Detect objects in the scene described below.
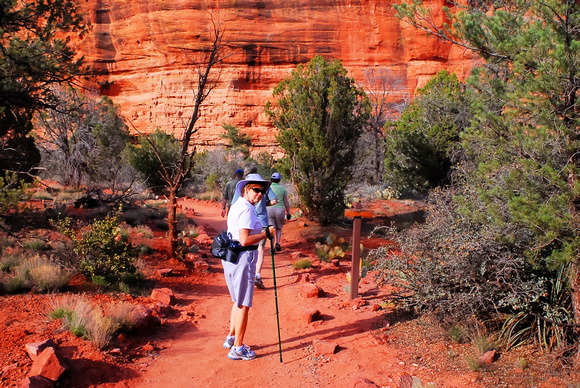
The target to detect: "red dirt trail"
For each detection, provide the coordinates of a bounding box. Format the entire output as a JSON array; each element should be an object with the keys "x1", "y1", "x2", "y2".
[{"x1": 124, "y1": 200, "x2": 479, "y2": 388}]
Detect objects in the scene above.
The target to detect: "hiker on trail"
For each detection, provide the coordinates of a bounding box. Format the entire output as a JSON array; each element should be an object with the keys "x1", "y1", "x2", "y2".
[
  {"x1": 231, "y1": 164, "x2": 276, "y2": 289},
  {"x1": 221, "y1": 168, "x2": 244, "y2": 218},
  {"x1": 223, "y1": 174, "x2": 275, "y2": 361},
  {"x1": 267, "y1": 172, "x2": 291, "y2": 252}
]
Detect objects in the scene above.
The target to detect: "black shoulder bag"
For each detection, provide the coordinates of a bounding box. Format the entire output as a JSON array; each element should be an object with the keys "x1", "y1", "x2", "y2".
[{"x1": 211, "y1": 231, "x2": 258, "y2": 264}]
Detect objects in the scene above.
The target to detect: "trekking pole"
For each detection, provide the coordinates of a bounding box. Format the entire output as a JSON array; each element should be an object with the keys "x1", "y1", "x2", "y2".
[{"x1": 266, "y1": 227, "x2": 283, "y2": 362}]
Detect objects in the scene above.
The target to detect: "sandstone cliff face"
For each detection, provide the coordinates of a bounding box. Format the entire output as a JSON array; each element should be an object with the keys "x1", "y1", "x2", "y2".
[{"x1": 78, "y1": 0, "x2": 475, "y2": 154}]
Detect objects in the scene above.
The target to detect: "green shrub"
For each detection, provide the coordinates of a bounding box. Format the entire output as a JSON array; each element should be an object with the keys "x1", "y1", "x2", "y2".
[
  {"x1": 61, "y1": 213, "x2": 138, "y2": 280},
  {"x1": 91, "y1": 275, "x2": 110, "y2": 289},
  {"x1": 448, "y1": 325, "x2": 468, "y2": 344},
  {"x1": 0, "y1": 171, "x2": 31, "y2": 214},
  {"x1": 138, "y1": 244, "x2": 153, "y2": 255},
  {"x1": 126, "y1": 128, "x2": 181, "y2": 193},
  {"x1": 134, "y1": 225, "x2": 153, "y2": 239},
  {"x1": 313, "y1": 233, "x2": 350, "y2": 262},
  {"x1": 473, "y1": 335, "x2": 497, "y2": 353},
  {"x1": 465, "y1": 355, "x2": 481, "y2": 372}
]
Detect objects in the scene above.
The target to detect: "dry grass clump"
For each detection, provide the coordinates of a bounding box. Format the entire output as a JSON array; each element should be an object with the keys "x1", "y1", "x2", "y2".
[
  {"x1": 105, "y1": 302, "x2": 139, "y2": 332},
  {"x1": 49, "y1": 296, "x2": 138, "y2": 349},
  {"x1": 293, "y1": 258, "x2": 312, "y2": 270},
  {"x1": 2, "y1": 254, "x2": 70, "y2": 293}
]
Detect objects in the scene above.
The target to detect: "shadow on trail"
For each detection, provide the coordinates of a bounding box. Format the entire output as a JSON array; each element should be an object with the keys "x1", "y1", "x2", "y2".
[{"x1": 254, "y1": 310, "x2": 414, "y2": 361}]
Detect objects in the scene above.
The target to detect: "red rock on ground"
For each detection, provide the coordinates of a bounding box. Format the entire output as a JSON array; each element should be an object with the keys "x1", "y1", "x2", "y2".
[
  {"x1": 28, "y1": 347, "x2": 65, "y2": 381},
  {"x1": 150, "y1": 288, "x2": 175, "y2": 305},
  {"x1": 25, "y1": 339, "x2": 56, "y2": 361},
  {"x1": 312, "y1": 339, "x2": 338, "y2": 356}
]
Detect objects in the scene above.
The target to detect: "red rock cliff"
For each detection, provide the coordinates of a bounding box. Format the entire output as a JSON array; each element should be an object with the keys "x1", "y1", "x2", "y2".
[{"x1": 77, "y1": 0, "x2": 476, "y2": 154}]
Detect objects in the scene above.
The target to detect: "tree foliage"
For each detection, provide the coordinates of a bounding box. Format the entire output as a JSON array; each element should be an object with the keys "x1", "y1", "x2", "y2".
[
  {"x1": 388, "y1": 0, "x2": 580, "y2": 350},
  {"x1": 126, "y1": 129, "x2": 181, "y2": 193},
  {"x1": 266, "y1": 55, "x2": 370, "y2": 225},
  {"x1": 35, "y1": 88, "x2": 134, "y2": 188},
  {"x1": 384, "y1": 70, "x2": 471, "y2": 194},
  {"x1": 220, "y1": 123, "x2": 252, "y2": 159},
  {"x1": 0, "y1": 0, "x2": 87, "y2": 174}
]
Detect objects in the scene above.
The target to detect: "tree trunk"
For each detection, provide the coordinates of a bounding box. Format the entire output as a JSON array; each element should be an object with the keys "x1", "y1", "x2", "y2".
[
  {"x1": 571, "y1": 263, "x2": 580, "y2": 365},
  {"x1": 167, "y1": 184, "x2": 179, "y2": 259}
]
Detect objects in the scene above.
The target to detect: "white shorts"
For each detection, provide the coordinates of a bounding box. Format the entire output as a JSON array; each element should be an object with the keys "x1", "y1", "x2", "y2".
[{"x1": 222, "y1": 249, "x2": 257, "y2": 307}]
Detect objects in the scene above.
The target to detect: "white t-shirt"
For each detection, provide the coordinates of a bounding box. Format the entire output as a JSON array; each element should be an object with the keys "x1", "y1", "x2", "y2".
[{"x1": 227, "y1": 196, "x2": 262, "y2": 242}]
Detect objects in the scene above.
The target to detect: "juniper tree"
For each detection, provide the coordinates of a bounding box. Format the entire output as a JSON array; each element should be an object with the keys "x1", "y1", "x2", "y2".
[
  {"x1": 394, "y1": 0, "x2": 580, "y2": 353},
  {"x1": 266, "y1": 55, "x2": 370, "y2": 225},
  {"x1": 384, "y1": 70, "x2": 471, "y2": 194}
]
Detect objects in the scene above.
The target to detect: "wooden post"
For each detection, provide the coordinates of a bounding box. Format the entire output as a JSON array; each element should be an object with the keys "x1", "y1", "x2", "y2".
[
  {"x1": 344, "y1": 202, "x2": 373, "y2": 300},
  {"x1": 351, "y1": 211, "x2": 362, "y2": 300}
]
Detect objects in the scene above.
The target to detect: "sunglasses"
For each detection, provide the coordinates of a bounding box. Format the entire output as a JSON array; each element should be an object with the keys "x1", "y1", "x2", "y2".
[{"x1": 250, "y1": 187, "x2": 267, "y2": 195}]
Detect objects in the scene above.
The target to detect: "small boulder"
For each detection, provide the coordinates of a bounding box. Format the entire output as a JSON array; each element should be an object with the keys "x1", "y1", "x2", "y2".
[
  {"x1": 398, "y1": 374, "x2": 414, "y2": 388},
  {"x1": 301, "y1": 308, "x2": 322, "y2": 325},
  {"x1": 20, "y1": 375, "x2": 54, "y2": 388},
  {"x1": 312, "y1": 339, "x2": 338, "y2": 356},
  {"x1": 350, "y1": 298, "x2": 366, "y2": 310},
  {"x1": 291, "y1": 252, "x2": 307, "y2": 260},
  {"x1": 25, "y1": 339, "x2": 57, "y2": 361},
  {"x1": 194, "y1": 260, "x2": 210, "y2": 271},
  {"x1": 300, "y1": 283, "x2": 325, "y2": 298},
  {"x1": 3, "y1": 363, "x2": 18, "y2": 375},
  {"x1": 151, "y1": 302, "x2": 174, "y2": 318},
  {"x1": 28, "y1": 347, "x2": 65, "y2": 381},
  {"x1": 150, "y1": 288, "x2": 175, "y2": 305},
  {"x1": 132, "y1": 305, "x2": 161, "y2": 334},
  {"x1": 195, "y1": 233, "x2": 212, "y2": 245},
  {"x1": 331, "y1": 259, "x2": 340, "y2": 267},
  {"x1": 157, "y1": 268, "x2": 173, "y2": 277},
  {"x1": 479, "y1": 350, "x2": 499, "y2": 366},
  {"x1": 141, "y1": 342, "x2": 155, "y2": 352},
  {"x1": 350, "y1": 376, "x2": 379, "y2": 388}
]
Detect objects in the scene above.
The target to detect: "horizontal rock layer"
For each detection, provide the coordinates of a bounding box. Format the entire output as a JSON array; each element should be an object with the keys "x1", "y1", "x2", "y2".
[{"x1": 77, "y1": 0, "x2": 476, "y2": 155}]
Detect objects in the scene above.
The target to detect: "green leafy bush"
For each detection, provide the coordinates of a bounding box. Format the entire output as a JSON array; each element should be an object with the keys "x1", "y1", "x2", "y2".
[
  {"x1": 0, "y1": 171, "x2": 30, "y2": 214},
  {"x1": 61, "y1": 213, "x2": 138, "y2": 281},
  {"x1": 384, "y1": 71, "x2": 470, "y2": 195},
  {"x1": 126, "y1": 128, "x2": 181, "y2": 193}
]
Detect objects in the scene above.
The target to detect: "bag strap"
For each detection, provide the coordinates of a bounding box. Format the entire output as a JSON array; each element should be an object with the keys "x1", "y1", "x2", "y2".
[{"x1": 235, "y1": 244, "x2": 259, "y2": 252}]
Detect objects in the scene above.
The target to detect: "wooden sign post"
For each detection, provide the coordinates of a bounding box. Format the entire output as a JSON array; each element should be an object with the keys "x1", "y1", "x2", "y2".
[{"x1": 344, "y1": 202, "x2": 373, "y2": 300}]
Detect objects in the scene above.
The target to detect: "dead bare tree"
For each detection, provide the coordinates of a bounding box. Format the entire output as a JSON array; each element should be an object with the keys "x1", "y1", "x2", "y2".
[
  {"x1": 359, "y1": 68, "x2": 405, "y2": 184},
  {"x1": 141, "y1": 18, "x2": 225, "y2": 259}
]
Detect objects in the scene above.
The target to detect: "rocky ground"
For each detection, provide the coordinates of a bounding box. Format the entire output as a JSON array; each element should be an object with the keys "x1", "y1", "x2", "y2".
[{"x1": 1, "y1": 199, "x2": 578, "y2": 387}]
